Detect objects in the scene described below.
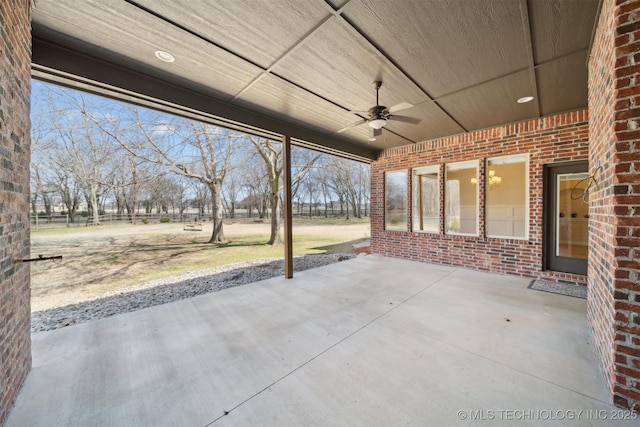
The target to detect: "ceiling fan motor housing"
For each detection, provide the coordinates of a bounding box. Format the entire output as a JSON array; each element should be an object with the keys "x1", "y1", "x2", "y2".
[
  {"x1": 337, "y1": 80, "x2": 417, "y2": 134},
  {"x1": 369, "y1": 105, "x2": 388, "y2": 119}
]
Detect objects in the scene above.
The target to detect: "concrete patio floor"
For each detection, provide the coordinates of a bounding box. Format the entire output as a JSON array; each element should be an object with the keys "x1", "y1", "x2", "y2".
[{"x1": 6, "y1": 254, "x2": 635, "y2": 426}]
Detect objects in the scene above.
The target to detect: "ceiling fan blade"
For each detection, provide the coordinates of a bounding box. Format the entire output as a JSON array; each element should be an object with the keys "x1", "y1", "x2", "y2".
[
  {"x1": 348, "y1": 110, "x2": 370, "y2": 115},
  {"x1": 388, "y1": 115, "x2": 421, "y2": 125},
  {"x1": 387, "y1": 102, "x2": 414, "y2": 114},
  {"x1": 337, "y1": 118, "x2": 367, "y2": 133}
]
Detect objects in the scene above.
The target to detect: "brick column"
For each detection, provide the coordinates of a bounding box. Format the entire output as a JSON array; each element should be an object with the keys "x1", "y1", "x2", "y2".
[
  {"x1": 588, "y1": 0, "x2": 640, "y2": 410},
  {"x1": 0, "y1": 0, "x2": 32, "y2": 423}
]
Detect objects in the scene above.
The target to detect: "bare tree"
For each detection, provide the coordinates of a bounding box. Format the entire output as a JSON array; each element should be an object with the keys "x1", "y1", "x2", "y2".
[
  {"x1": 249, "y1": 138, "x2": 283, "y2": 245},
  {"x1": 107, "y1": 150, "x2": 160, "y2": 222},
  {"x1": 164, "y1": 176, "x2": 190, "y2": 216},
  {"x1": 32, "y1": 82, "x2": 368, "y2": 242},
  {"x1": 55, "y1": 171, "x2": 82, "y2": 221},
  {"x1": 326, "y1": 160, "x2": 349, "y2": 218},
  {"x1": 30, "y1": 163, "x2": 55, "y2": 216},
  {"x1": 239, "y1": 161, "x2": 268, "y2": 218},
  {"x1": 31, "y1": 86, "x2": 118, "y2": 224},
  {"x1": 30, "y1": 115, "x2": 57, "y2": 217},
  {"x1": 323, "y1": 158, "x2": 368, "y2": 219},
  {"x1": 87, "y1": 106, "x2": 238, "y2": 243},
  {"x1": 303, "y1": 169, "x2": 321, "y2": 217},
  {"x1": 221, "y1": 167, "x2": 243, "y2": 219},
  {"x1": 67, "y1": 97, "x2": 118, "y2": 224},
  {"x1": 249, "y1": 137, "x2": 322, "y2": 245},
  {"x1": 316, "y1": 160, "x2": 334, "y2": 217},
  {"x1": 189, "y1": 181, "x2": 210, "y2": 218},
  {"x1": 351, "y1": 162, "x2": 371, "y2": 217},
  {"x1": 138, "y1": 173, "x2": 173, "y2": 214}
]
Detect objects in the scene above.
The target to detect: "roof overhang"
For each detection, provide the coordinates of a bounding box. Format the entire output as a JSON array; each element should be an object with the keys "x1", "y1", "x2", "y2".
[{"x1": 31, "y1": 0, "x2": 601, "y2": 162}]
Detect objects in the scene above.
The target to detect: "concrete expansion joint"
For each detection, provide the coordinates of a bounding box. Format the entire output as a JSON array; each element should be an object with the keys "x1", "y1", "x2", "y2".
[{"x1": 205, "y1": 269, "x2": 458, "y2": 425}]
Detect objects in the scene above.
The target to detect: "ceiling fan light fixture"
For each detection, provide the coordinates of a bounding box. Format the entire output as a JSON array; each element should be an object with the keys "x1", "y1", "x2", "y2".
[{"x1": 369, "y1": 118, "x2": 386, "y2": 129}]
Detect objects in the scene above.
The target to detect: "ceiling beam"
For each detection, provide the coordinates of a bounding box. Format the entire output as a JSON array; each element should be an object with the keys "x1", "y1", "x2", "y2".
[
  {"x1": 31, "y1": 37, "x2": 378, "y2": 162},
  {"x1": 231, "y1": 15, "x2": 337, "y2": 102},
  {"x1": 519, "y1": 0, "x2": 541, "y2": 117}
]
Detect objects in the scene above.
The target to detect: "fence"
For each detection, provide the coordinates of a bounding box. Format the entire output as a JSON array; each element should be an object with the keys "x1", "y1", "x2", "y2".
[
  {"x1": 29, "y1": 213, "x2": 199, "y2": 229},
  {"x1": 31, "y1": 212, "x2": 236, "y2": 229},
  {"x1": 30, "y1": 213, "x2": 72, "y2": 229},
  {"x1": 85, "y1": 213, "x2": 203, "y2": 226},
  {"x1": 31, "y1": 207, "x2": 369, "y2": 229}
]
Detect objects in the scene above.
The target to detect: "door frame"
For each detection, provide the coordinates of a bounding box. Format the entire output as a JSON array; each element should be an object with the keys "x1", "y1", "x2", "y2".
[{"x1": 543, "y1": 160, "x2": 589, "y2": 275}]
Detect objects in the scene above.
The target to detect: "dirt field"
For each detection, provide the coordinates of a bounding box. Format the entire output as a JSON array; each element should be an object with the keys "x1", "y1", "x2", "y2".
[{"x1": 30, "y1": 220, "x2": 370, "y2": 312}]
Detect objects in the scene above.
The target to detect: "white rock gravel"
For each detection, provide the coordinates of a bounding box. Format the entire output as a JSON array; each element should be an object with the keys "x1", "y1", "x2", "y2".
[{"x1": 31, "y1": 253, "x2": 354, "y2": 333}]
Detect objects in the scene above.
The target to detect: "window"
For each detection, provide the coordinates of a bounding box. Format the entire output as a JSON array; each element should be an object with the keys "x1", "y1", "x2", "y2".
[
  {"x1": 445, "y1": 161, "x2": 478, "y2": 235},
  {"x1": 485, "y1": 154, "x2": 528, "y2": 239},
  {"x1": 385, "y1": 170, "x2": 407, "y2": 231},
  {"x1": 412, "y1": 166, "x2": 439, "y2": 233}
]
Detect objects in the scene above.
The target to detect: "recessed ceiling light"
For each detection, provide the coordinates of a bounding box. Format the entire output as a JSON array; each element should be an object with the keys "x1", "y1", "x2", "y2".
[
  {"x1": 517, "y1": 96, "x2": 534, "y2": 104},
  {"x1": 155, "y1": 50, "x2": 175, "y2": 63},
  {"x1": 368, "y1": 137, "x2": 377, "y2": 142}
]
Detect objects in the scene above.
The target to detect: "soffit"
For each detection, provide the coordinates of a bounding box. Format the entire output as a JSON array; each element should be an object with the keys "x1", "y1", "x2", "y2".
[{"x1": 31, "y1": 0, "x2": 599, "y2": 161}]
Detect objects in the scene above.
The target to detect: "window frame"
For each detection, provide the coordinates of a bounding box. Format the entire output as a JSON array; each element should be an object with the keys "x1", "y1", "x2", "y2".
[
  {"x1": 485, "y1": 154, "x2": 530, "y2": 240},
  {"x1": 445, "y1": 160, "x2": 479, "y2": 236},
  {"x1": 412, "y1": 165, "x2": 440, "y2": 234}
]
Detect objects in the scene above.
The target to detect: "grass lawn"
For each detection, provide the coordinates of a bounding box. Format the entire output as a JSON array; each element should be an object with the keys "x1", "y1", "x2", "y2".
[{"x1": 30, "y1": 217, "x2": 370, "y2": 311}]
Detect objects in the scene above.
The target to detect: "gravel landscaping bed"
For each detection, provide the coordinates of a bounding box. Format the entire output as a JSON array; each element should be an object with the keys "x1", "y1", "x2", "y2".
[{"x1": 32, "y1": 253, "x2": 354, "y2": 333}]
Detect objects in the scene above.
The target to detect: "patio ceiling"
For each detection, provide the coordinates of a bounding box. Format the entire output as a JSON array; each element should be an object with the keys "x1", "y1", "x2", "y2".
[{"x1": 31, "y1": 0, "x2": 600, "y2": 161}]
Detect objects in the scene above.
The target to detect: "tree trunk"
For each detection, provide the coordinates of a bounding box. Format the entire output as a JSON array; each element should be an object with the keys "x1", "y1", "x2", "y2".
[
  {"x1": 323, "y1": 192, "x2": 328, "y2": 217},
  {"x1": 43, "y1": 195, "x2": 52, "y2": 216},
  {"x1": 89, "y1": 185, "x2": 100, "y2": 225},
  {"x1": 260, "y1": 196, "x2": 267, "y2": 219},
  {"x1": 208, "y1": 180, "x2": 225, "y2": 243},
  {"x1": 62, "y1": 189, "x2": 76, "y2": 223},
  {"x1": 31, "y1": 195, "x2": 38, "y2": 216},
  {"x1": 350, "y1": 193, "x2": 360, "y2": 219}
]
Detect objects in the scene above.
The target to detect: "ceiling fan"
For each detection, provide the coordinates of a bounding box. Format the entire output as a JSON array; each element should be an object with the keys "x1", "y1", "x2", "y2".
[{"x1": 337, "y1": 81, "x2": 421, "y2": 137}]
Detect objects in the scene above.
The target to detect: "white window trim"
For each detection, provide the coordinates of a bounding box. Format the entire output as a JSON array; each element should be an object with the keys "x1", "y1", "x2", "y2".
[
  {"x1": 485, "y1": 154, "x2": 530, "y2": 240},
  {"x1": 412, "y1": 165, "x2": 440, "y2": 234}
]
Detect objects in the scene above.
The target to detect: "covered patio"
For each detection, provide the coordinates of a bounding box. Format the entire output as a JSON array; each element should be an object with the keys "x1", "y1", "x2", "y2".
[
  {"x1": 6, "y1": 255, "x2": 631, "y2": 426},
  {"x1": 2, "y1": 0, "x2": 640, "y2": 422}
]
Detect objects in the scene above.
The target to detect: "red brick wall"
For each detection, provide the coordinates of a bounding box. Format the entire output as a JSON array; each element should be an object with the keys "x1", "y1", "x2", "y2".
[
  {"x1": 371, "y1": 110, "x2": 589, "y2": 284},
  {"x1": 589, "y1": 0, "x2": 640, "y2": 410},
  {"x1": 588, "y1": 0, "x2": 617, "y2": 406},
  {"x1": 0, "y1": 0, "x2": 32, "y2": 424}
]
